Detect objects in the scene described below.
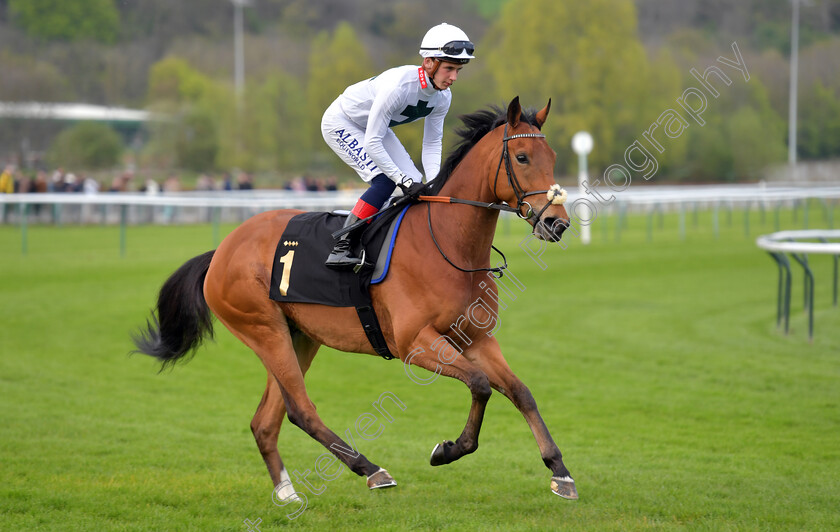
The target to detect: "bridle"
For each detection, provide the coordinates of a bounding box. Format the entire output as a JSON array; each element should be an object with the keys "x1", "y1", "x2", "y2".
[
  {"x1": 493, "y1": 123, "x2": 564, "y2": 222},
  {"x1": 422, "y1": 122, "x2": 568, "y2": 277}
]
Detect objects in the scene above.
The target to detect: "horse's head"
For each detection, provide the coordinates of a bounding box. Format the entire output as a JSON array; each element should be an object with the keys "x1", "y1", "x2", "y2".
[{"x1": 492, "y1": 97, "x2": 570, "y2": 242}]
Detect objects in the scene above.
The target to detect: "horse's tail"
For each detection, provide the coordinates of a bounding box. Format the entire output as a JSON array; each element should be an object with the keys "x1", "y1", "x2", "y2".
[{"x1": 132, "y1": 250, "x2": 216, "y2": 370}]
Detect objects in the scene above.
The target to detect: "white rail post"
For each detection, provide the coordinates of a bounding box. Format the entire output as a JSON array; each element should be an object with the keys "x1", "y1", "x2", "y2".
[{"x1": 571, "y1": 131, "x2": 593, "y2": 245}]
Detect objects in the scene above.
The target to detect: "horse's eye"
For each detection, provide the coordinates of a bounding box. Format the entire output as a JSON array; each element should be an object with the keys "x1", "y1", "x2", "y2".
[{"x1": 516, "y1": 153, "x2": 528, "y2": 164}]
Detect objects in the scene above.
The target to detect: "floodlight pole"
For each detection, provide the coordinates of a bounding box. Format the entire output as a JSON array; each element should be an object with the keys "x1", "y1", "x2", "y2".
[
  {"x1": 231, "y1": 0, "x2": 249, "y2": 163},
  {"x1": 788, "y1": 0, "x2": 800, "y2": 180},
  {"x1": 232, "y1": 0, "x2": 248, "y2": 101}
]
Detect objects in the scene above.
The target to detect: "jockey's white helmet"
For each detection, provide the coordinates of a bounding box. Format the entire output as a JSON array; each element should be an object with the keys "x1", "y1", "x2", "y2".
[{"x1": 419, "y1": 23, "x2": 474, "y2": 64}]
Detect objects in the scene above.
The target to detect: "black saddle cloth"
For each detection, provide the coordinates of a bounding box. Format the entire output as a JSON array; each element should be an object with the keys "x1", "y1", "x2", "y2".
[{"x1": 268, "y1": 205, "x2": 410, "y2": 306}]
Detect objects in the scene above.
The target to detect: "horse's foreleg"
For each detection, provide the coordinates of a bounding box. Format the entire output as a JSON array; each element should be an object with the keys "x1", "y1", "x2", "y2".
[
  {"x1": 251, "y1": 332, "x2": 319, "y2": 499},
  {"x1": 403, "y1": 327, "x2": 492, "y2": 466},
  {"x1": 466, "y1": 340, "x2": 578, "y2": 500}
]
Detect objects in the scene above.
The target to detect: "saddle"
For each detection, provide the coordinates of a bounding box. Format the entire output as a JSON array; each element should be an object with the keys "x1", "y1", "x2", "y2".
[{"x1": 268, "y1": 203, "x2": 412, "y2": 359}]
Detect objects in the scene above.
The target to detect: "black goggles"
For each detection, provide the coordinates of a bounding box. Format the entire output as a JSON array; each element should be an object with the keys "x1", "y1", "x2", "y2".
[{"x1": 423, "y1": 40, "x2": 475, "y2": 57}]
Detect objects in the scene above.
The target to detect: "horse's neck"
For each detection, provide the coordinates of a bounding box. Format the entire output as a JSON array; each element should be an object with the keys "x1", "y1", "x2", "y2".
[{"x1": 434, "y1": 149, "x2": 500, "y2": 268}]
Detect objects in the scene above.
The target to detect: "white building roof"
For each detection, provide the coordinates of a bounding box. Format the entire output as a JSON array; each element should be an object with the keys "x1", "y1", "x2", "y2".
[{"x1": 0, "y1": 102, "x2": 155, "y2": 122}]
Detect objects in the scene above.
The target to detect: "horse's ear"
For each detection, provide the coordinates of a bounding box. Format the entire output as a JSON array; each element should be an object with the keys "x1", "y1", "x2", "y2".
[
  {"x1": 507, "y1": 96, "x2": 521, "y2": 128},
  {"x1": 535, "y1": 98, "x2": 551, "y2": 129}
]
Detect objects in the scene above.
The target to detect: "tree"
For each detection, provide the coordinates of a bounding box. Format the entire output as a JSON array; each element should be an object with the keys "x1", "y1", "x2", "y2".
[
  {"x1": 238, "y1": 72, "x2": 312, "y2": 172},
  {"x1": 480, "y1": 0, "x2": 682, "y2": 175},
  {"x1": 307, "y1": 22, "x2": 374, "y2": 121},
  {"x1": 147, "y1": 56, "x2": 217, "y2": 104},
  {"x1": 307, "y1": 22, "x2": 374, "y2": 164},
  {"x1": 145, "y1": 57, "x2": 231, "y2": 171},
  {"x1": 467, "y1": 0, "x2": 509, "y2": 18},
  {"x1": 728, "y1": 105, "x2": 786, "y2": 180},
  {"x1": 8, "y1": 0, "x2": 120, "y2": 43},
  {"x1": 798, "y1": 80, "x2": 840, "y2": 159},
  {"x1": 683, "y1": 75, "x2": 786, "y2": 181},
  {"x1": 685, "y1": 113, "x2": 735, "y2": 182},
  {"x1": 0, "y1": 50, "x2": 71, "y2": 101},
  {"x1": 175, "y1": 106, "x2": 219, "y2": 172},
  {"x1": 48, "y1": 122, "x2": 123, "y2": 170}
]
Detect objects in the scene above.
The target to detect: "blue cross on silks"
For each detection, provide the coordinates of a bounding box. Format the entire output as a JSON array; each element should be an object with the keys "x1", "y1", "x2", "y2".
[{"x1": 389, "y1": 100, "x2": 434, "y2": 127}]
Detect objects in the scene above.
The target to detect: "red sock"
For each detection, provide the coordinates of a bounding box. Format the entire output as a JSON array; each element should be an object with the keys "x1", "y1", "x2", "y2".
[{"x1": 351, "y1": 199, "x2": 379, "y2": 220}]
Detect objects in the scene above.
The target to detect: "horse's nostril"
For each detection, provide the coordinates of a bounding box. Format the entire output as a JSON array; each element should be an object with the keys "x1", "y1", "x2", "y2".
[{"x1": 544, "y1": 217, "x2": 567, "y2": 238}]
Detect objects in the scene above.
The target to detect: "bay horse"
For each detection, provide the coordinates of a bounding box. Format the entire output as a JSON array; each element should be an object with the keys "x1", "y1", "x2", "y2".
[{"x1": 133, "y1": 96, "x2": 578, "y2": 502}]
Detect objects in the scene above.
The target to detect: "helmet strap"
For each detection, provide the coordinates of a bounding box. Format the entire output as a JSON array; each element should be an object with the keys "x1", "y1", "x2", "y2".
[{"x1": 426, "y1": 59, "x2": 443, "y2": 91}]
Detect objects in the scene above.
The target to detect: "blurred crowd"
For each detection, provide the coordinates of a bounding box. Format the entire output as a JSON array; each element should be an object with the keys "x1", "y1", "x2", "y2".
[
  {"x1": 281, "y1": 175, "x2": 339, "y2": 192},
  {"x1": 0, "y1": 164, "x2": 349, "y2": 195}
]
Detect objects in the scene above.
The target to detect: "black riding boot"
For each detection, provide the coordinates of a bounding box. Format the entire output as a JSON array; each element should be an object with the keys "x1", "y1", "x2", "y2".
[{"x1": 325, "y1": 214, "x2": 364, "y2": 270}]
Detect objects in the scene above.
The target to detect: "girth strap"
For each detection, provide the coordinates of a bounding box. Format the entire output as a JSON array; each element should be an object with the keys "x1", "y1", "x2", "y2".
[{"x1": 347, "y1": 251, "x2": 395, "y2": 360}]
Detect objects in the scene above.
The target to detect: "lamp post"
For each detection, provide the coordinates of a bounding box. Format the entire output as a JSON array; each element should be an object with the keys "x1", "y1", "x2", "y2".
[
  {"x1": 231, "y1": 0, "x2": 250, "y2": 100},
  {"x1": 231, "y1": 0, "x2": 250, "y2": 164},
  {"x1": 788, "y1": 0, "x2": 800, "y2": 180},
  {"x1": 571, "y1": 131, "x2": 593, "y2": 245}
]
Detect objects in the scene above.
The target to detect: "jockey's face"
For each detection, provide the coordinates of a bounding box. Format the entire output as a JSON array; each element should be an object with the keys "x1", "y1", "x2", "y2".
[{"x1": 423, "y1": 58, "x2": 464, "y2": 90}]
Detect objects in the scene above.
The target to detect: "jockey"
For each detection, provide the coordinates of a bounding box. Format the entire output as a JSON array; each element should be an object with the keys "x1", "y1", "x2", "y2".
[{"x1": 321, "y1": 22, "x2": 475, "y2": 269}]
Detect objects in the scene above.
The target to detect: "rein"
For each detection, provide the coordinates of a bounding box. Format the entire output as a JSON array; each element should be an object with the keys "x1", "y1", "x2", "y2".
[
  {"x1": 424, "y1": 201, "x2": 510, "y2": 277},
  {"x1": 419, "y1": 124, "x2": 567, "y2": 277}
]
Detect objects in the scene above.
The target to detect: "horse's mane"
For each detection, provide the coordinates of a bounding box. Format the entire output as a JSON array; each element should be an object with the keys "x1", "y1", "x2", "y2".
[{"x1": 427, "y1": 105, "x2": 542, "y2": 196}]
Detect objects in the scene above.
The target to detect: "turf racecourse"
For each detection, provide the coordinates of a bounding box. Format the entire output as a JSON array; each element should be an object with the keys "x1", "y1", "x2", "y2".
[{"x1": 1, "y1": 207, "x2": 838, "y2": 531}]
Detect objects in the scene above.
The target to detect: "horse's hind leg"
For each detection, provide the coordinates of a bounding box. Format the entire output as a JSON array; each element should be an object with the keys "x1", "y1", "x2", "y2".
[
  {"x1": 205, "y1": 235, "x2": 393, "y2": 491},
  {"x1": 251, "y1": 331, "x2": 318, "y2": 499},
  {"x1": 252, "y1": 378, "x2": 293, "y2": 497},
  {"x1": 219, "y1": 307, "x2": 394, "y2": 490}
]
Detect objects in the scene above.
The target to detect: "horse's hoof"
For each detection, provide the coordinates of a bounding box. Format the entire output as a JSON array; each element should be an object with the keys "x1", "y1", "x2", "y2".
[
  {"x1": 429, "y1": 440, "x2": 455, "y2": 466},
  {"x1": 366, "y1": 468, "x2": 397, "y2": 490},
  {"x1": 550, "y1": 476, "x2": 578, "y2": 500}
]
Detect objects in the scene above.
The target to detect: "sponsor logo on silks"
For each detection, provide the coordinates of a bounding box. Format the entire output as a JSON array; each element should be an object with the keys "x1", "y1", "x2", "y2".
[
  {"x1": 388, "y1": 100, "x2": 434, "y2": 128},
  {"x1": 418, "y1": 67, "x2": 427, "y2": 89},
  {"x1": 333, "y1": 129, "x2": 378, "y2": 172}
]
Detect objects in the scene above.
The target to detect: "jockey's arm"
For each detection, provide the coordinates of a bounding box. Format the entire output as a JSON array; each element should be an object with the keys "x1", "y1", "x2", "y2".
[{"x1": 421, "y1": 95, "x2": 450, "y2": 182}]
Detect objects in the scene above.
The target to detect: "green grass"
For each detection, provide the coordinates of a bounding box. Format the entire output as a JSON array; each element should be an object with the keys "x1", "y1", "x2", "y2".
[{"x1": 1, "y1": 207, "x2": 838, "y2": 531}]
